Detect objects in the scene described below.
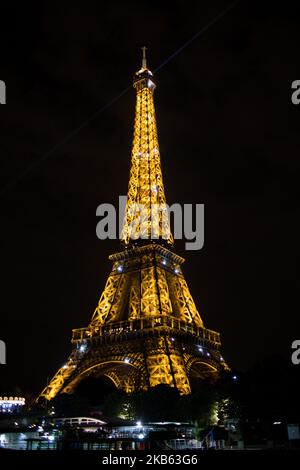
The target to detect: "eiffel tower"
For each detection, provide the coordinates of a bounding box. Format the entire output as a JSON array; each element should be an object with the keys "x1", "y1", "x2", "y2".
[{"x1": 39, "y1": 49, "x2": 229, "y2": 401}]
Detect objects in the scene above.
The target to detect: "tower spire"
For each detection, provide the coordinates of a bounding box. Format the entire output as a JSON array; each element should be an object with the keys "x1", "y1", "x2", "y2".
[
  {"x1": 121, "y1": 50, "x2": 174, "y2": 247},
  {"x1": 141, "y1": 46, "x2": 147, "y2": 69}
]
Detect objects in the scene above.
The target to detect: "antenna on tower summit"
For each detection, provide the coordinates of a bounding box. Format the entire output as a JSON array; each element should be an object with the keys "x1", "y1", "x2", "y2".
[{"x1": 141, "y1": 46, "x2": 147, "y2": 69}]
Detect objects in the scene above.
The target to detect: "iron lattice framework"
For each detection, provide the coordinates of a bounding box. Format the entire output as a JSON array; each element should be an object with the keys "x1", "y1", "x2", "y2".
[
  {"x1": 121, "y1": 67, "x2": 173, "y2": 246},
  {"x1": 38, "y1": 52, "x2": 229, "y2": 402}
]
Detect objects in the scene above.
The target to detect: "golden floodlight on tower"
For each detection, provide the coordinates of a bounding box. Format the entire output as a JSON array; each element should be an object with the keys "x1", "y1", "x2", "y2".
[{"x1": 38, "y1": 49, "x2": 229, "y2": 402}]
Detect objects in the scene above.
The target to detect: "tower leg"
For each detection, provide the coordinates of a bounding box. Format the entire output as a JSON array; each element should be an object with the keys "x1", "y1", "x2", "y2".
[{"x1": 145, "y1": 337, "x2": 191, "y2": 394}]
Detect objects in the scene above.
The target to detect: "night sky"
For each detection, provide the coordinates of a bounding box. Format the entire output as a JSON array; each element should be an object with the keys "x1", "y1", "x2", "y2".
[{"x1": 0, "y1": 0, "x2": 300, "y2": 395}]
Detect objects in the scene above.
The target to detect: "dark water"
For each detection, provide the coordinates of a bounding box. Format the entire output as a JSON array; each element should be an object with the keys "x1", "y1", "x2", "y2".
[{"x1": 0, "y1": 432, "x2": 56, "y2": 450}]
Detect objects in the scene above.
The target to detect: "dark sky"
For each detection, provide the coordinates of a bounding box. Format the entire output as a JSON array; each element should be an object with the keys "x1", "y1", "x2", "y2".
[{"x1": 0, "y1": 0, "x2": 300, "y2": 395}]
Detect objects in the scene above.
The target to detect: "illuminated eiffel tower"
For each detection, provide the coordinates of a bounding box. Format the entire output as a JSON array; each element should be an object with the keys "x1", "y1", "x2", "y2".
[{"x1": 39, "y1": 49, "x2": 229, "y2": 401}]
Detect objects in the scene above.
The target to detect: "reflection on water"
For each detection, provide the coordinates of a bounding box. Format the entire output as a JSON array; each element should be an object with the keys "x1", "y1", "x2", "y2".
[{"x1": 0, "y1": 432, "x2": 54, "y2": 450}]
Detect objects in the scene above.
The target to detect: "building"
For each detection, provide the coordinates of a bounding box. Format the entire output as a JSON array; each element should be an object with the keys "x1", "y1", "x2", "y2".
[
  {"x1": 38, "y1": 49, "x2": 228, "y2": 402},
  {"x1": 0, "y1": 396, "x2": 25, "y2": 413}
]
